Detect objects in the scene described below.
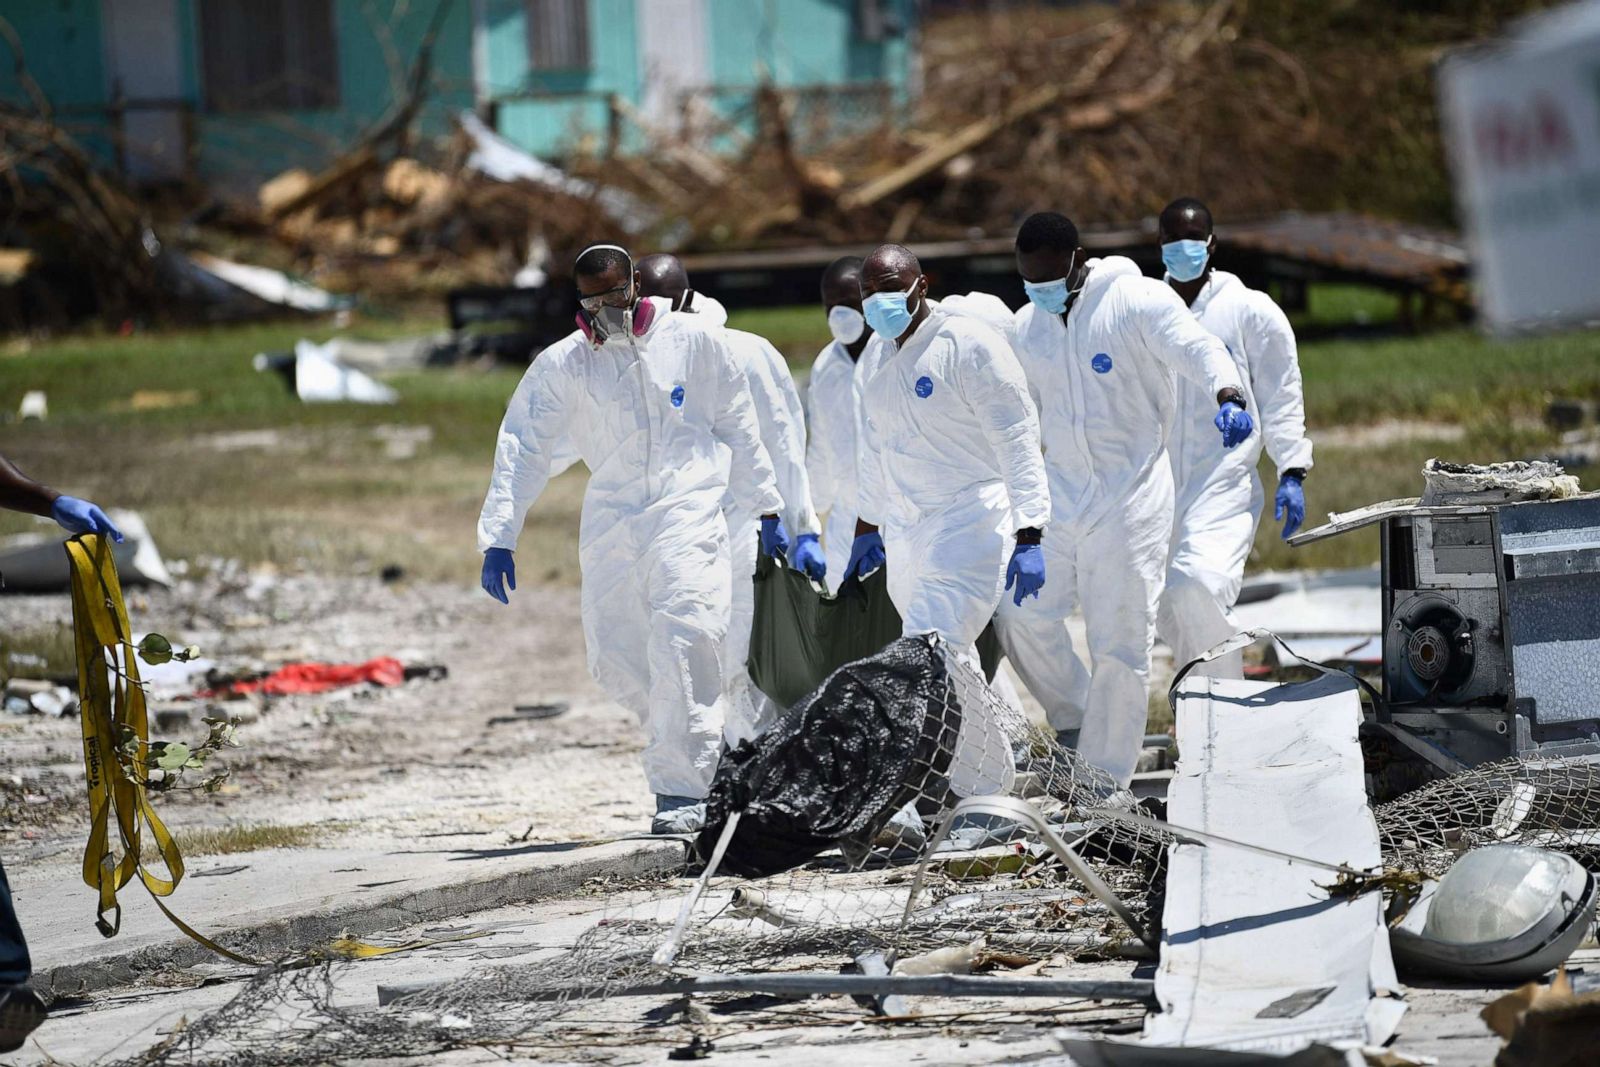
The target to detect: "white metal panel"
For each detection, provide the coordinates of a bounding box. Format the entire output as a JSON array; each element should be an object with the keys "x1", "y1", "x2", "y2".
[
  {"x1": 1144, "y1": 672, "x2": 1402, "y2": 1053},
  {"x1": 636, "y1": 0, "x2": 709, "y2": 131},
  {"x1": 101, "y1": 0, "x2": 187, "y2": 182}
]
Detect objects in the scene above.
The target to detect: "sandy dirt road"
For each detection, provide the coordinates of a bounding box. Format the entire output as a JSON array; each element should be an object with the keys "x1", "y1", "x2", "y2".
[{"x1": 0, "y1": 565, "x2": 657, "y2": 871}]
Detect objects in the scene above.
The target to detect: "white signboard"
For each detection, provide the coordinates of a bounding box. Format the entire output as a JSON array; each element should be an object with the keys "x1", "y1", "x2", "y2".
[{"x1": 1440, "y1": 8, "x2": 1600, "y2": 333}]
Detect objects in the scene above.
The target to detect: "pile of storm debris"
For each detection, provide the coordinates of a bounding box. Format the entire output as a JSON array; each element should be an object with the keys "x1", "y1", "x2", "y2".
[{"x1": 0, "y1": 0, "x2": 1515, "y2": 331}]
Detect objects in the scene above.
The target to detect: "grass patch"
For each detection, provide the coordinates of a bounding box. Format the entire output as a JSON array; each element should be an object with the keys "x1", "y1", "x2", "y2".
[
  {"x1": 726, "y1": 305, "x2": 830, "y2": 365},
  {"x1": 1286, "y1": 283, "x2": 1401, "y2": 332},
  {"x1": 1248, "y1": 420, "x2": 1568, "y2": 573},
  {"x1": 1301, "y1": 326, "x2": 1600, "y2": 427}
]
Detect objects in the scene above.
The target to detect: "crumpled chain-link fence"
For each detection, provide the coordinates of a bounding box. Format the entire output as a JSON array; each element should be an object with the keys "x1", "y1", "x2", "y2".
[
  {"x1": 113, "y1": 639, "x2": 1169, "y2": 1066},
  {"x1": 1375, "y1": 752, "x2": 1600, "y2": 877}
]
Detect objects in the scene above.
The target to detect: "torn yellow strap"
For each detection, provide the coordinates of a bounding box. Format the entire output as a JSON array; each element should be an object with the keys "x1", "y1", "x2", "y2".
[{"x1": 66, "y1": 534, "x2": 450, "y2": 969}]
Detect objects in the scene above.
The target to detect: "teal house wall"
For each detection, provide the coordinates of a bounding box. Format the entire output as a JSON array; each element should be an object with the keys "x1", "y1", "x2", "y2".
[
  {"x1": 0, "y1": 0, "x2": 917, "y2": 191},
  {"x1": 480, "y1": 0, "x2": 640, "y2": 157},
  {"x1": 179, "y1": 0, "x2": 477, "y2": 193}
]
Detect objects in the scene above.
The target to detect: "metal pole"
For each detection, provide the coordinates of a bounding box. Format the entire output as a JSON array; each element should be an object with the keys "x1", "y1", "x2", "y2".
[{"x1": 378, "y1": 972, "x2": 1155, "y2": 1007}]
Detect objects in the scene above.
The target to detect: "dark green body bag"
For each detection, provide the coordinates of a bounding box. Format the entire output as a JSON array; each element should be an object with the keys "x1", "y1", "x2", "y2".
[{"x1": 745, "y1": 552, "x2": 1003, "y2": 710}]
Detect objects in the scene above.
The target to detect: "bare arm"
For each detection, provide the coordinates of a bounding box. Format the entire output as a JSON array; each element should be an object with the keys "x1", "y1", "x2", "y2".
[{"x1": 0, "y1": 453, "x2": 60, "y2": 517}]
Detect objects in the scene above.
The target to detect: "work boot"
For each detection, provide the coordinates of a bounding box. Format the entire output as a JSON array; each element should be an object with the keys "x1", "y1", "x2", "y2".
[
  {"x1": 0, "y1": 986, "x2": 44, "y2": 1053},
  {"x1": 652, "y1": 795, "x2": 707, "y2": 835}
]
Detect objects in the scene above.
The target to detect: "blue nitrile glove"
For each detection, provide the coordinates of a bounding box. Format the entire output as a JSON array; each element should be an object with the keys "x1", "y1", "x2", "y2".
[
  {"x1": 1275, "y1": 473, "x2": 1306, "y2": 541},
  {"x1": 481, "y1": 547, "x2": 516, "y2": 604},
  {"x1": 51, "y1": 496, "x2": 124, "y2": 542},
  {"x1": 1005, "y1": 542, "x2": 1046, "y2": 606},
  {"x1": 758, "y1": 515, "x2": 789, "y2": 559},
  {"x1": 1214, "y1": 400, "x2": 1254, "y2": 449},
  {"x1": 792, "y1": 532, "x2": 827, "y2": 582},
  {"x1": 844, "y1": 531, "x2": 885, "y2": 581}
]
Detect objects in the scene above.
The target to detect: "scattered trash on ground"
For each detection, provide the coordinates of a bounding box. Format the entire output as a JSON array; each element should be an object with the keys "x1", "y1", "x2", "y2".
[
  {"x1": 18, "y1": 391, "x2": 46, "y2": 421},
  {"x1": 254, "y1": 340, "x2": 399, "y2": 404},
  {"x1": 487, "y1": 702, "x2": 569, "y2": 726},
  {"x1": 2, "y1": 678, "x2": 76, "y2": 717},
  {"x1": 210, "y1": 657, "x2": 408, "y2": 697}
]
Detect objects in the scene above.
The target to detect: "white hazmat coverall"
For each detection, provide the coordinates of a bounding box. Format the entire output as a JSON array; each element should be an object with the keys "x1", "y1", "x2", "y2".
[
  {"x1": 856, "y1": 307, "x2": 1051, "y2": 653},
  {"x1": 997, "y1": 257, "x2": 1243, "y2": 787},
  {"x1": 1158, "y1": 270, "x2": 1313, "y2": 678},
  {"x1": 477, "y1": 298, "x2": 782, "y2": 799},
  {"x1": 680, "y1": 291, "x2": 821, "y2": 739},
  {"x1": 807, "y1": 335, "x2": 871, "y2": 592}
]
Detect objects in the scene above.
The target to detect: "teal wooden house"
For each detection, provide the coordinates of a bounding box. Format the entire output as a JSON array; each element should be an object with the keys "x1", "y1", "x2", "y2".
[{"x1": 0, "y1": 0, "x2": 919, "y2": 191}]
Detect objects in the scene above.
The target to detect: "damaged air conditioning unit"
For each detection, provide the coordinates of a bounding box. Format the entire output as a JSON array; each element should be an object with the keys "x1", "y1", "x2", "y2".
[{"x1": 1290, "y1": 461, "x2": 1600, "y2": 782}]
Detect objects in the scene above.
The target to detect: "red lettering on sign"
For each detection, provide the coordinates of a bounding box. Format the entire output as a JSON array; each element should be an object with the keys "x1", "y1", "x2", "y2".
[{"x1": 1474, "y1": 91, "x2": 1576, "y2": 170}]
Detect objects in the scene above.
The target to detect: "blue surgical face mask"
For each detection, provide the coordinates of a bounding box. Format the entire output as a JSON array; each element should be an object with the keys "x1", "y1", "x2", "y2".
[
  {"x1": 1162, "y1": 238, "x2": 1212, "y2": 283},
  {"x1": 863, "y1": 276, "x2": 922, "y2": 340},
  {"x1": 1022, "y1": 250, "x2": 1082, "y2": 316},
  {"x1": 1024, "y1": 278, "x2": 1070, "y2": 315}
]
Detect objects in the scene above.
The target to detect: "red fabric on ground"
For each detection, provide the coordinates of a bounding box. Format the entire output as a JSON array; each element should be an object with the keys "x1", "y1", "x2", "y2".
[{"x1": 224, "y1": 657, "x2": 406, "y2": 695}]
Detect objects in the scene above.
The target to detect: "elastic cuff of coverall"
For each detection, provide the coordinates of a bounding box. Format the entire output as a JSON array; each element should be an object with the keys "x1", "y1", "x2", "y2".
[{"x1": 1010, "y1": 513, "x2": 1050, "y2": 536}]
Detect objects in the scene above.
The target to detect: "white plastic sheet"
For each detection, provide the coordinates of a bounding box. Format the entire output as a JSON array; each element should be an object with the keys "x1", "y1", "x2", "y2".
[{"x1": 287, "y1": 339, "x2": 398, "y2": 404}]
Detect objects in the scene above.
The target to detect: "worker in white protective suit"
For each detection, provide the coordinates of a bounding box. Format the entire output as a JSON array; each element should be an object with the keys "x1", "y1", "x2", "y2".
[
  {"x1": 477, "y1": 244, "x2": 784, "y2": 834},
  {"x1": 1154, "y1": 198, "x2": 1313, "y2": 679},
  {"x1": 636, "y1": 254, "x2": 824, "y2": 742},
  {"x1": 997, "y1": 212, "x2": 1252, "y2": 788},
  {"x1": 807, "y1": 256, "x2": 878, "y2": 591},
  {"x1": 847, "y1": 244, "x2": 1052, "y2": 659}
]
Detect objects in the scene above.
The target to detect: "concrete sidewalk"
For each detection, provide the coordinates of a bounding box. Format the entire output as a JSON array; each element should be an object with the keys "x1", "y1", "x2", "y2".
[{"x1": 11, "y1": 835, "x2": 683, "y2": 998}]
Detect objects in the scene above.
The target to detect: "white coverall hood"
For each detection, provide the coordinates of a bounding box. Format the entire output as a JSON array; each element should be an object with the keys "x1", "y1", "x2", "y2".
[
  {"x1": 856, "y1": 307, "x2": 1050, "y2": 649},
  {"x1": 999, "y1": 258, "x2": 1244, "y2": 788},
  {"x1": 682, "y1": 291, "x2": 729, "y2": 328},
  {"x1": 1159, "y1": 269, "x2": 1313, "y2": 678},
  {"x1": 477, "y1": 303, "x2": 781, "y2": 799},
  {"x1": 936, "y1": 293, "x2": 1020, "y2": 347}
]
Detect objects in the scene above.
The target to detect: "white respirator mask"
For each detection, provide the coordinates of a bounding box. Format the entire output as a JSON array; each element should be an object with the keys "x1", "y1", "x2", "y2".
[{"x1": 827, "y1": 305, "x2": 866, "y2": 345}]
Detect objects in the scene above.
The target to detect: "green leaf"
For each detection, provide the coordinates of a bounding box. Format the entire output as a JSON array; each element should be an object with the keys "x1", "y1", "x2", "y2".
[
  {"x1": 137, "y1": 634, "x2": 174, "y2": 666},
  {"x1": 153, "y1": 742, "x2": 190, "y2": 770}
]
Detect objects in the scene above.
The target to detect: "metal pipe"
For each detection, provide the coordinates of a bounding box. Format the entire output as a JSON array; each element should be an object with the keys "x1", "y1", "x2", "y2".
[{"x1": 378, "y1": 973, "x2": 1155, "y2": 1007}]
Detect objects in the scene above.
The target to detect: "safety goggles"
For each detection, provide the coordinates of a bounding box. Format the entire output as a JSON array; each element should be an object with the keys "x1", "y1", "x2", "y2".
[{"x1": 578, "y1": 282, "x2": 633, "y2": 312}]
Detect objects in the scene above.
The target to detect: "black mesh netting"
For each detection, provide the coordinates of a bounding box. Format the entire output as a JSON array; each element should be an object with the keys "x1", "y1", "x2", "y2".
[{"x1": 697, "y1": 634, "x2": 960, "y2": 876}]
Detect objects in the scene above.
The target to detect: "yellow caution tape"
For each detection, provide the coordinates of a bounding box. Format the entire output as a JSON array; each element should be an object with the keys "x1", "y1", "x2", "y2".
[{"x1": 68, "y1": 534, "x2": 448, "y2": 969}]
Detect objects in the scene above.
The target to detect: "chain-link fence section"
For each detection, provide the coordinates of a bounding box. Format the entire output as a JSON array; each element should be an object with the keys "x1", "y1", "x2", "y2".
[{"x1": 1376, "y1": 752, "x2": 1600, "y2": 877}]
